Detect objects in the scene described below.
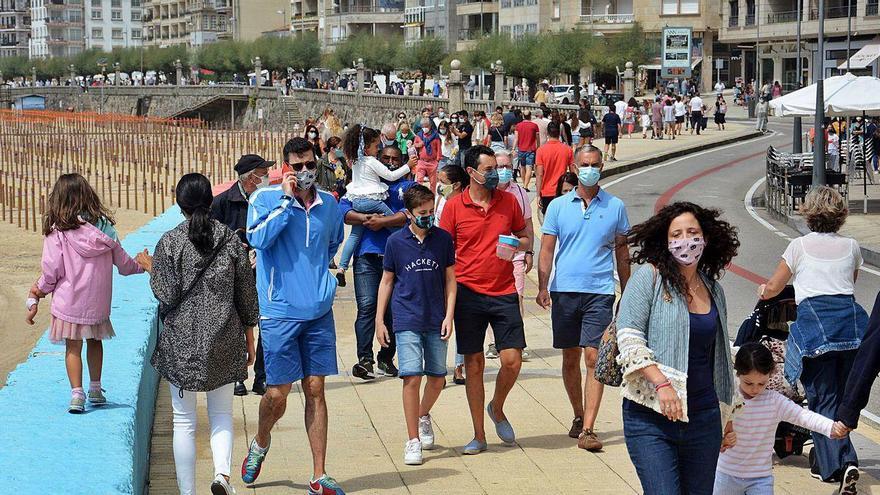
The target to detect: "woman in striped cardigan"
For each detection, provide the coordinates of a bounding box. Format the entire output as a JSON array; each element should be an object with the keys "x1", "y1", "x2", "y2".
[{"x1": 616, "y1": 202, "x2": 741, "y2": 495}]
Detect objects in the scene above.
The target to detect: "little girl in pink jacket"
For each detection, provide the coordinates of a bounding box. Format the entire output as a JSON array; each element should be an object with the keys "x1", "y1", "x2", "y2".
[{"x1": 26, "y1": 173, "x2": 145, "y2": 414}]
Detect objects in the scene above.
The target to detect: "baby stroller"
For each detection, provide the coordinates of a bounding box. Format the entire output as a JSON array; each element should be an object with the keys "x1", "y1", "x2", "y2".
[{"x1": 735, "y1": 285, "x2": 812, "y2": 459}]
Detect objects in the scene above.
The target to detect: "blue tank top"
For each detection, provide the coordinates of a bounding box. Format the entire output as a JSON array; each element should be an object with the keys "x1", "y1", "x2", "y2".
[{"x1": 687, "y1": 300, "x2": 719, "y2": 412}]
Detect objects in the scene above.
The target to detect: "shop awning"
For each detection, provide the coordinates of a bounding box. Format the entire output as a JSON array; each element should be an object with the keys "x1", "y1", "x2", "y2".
[
  {"x1": 837, "y1": 44, "x2": 880, "y2": 70},
  {"x1": 639, "y1": 64, "x2": 662, "y2": 70},
  {"x1": 691, "y1": 57, "x2": 702, "y2": 69}
]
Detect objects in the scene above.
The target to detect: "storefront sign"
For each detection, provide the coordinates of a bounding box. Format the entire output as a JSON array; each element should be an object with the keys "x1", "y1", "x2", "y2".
[{"x1": 662, "y1": 27, "x2": 693, "y2": 79}]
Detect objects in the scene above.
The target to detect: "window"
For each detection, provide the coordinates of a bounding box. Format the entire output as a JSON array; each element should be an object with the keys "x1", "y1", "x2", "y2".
[
  {"x1": 68, "y1": 0, "x2": 82, "y2": 4},
  {"x1": 112, "y1": 28, "x2": 122, "y2": 39},
  {"x1": 91, "y1": 0, "x2": 100, "y2": 6},
  {"x1": 662, "y1": 0, "x2": 699, "y2": 14},
  {"x1": 69, "y1": 27, "x2": 82, "y2": 39},
  {"x1": 501, "y1": 0, "x2": 510, "y2": 6},
  {"x1": 512, "y1": 23, "x2": 524, "y2": 37},
  {"x1": 90, "y1": 9, "x2": 102, "y2": 19},
  {"x1": 501, "y1": 25, "x2": 511, "y2": 35},
  {"x1": 91, "y1": 27, "x2": 102, "y2": 38},
  {"x1": 525, "y1": 23, "x2": 537, "y2": 33},
  {"x1": 552, "y1": 0, "x2": 560, "y2": 18},
  {"x1": 111, "y1": 0, "x2": 120, "y2": 6},
  {"x1": 131, "y1": 10, "x2": 141, "y2": 20},
  {"x1": 68, "y1": 9, "x2": 82, "y2": 22},
  {"x1": 132, "y1": 0, "x2": 140, "y2": 5},
  {"x1": 111, "y1": 10, "x2": 122, "y2": 20}
]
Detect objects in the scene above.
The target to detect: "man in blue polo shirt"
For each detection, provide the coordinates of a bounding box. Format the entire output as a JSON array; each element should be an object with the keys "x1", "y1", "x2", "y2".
[
  {"x1": 536, "y1": 145, "x2": 631, "y2": 453},
  {"x1": 339, "y1": 144, "x2": 416, "y2": 380}
]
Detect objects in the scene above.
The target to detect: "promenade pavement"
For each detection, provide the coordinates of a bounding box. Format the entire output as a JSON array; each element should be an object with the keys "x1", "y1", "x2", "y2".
[{"x1": 148, "y1": 108, "x2": 880, "y2": 494}]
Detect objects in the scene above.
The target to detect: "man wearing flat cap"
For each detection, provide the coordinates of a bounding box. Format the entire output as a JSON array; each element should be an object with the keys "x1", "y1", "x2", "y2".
[{"x1": 211, "y1": 153, "x2": 274, "y2": 396}]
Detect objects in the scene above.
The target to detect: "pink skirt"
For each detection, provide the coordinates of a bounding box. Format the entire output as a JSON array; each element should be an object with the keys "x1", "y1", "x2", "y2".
[{"x1": 49, "y1": 317, "x2": 115, "y2": 345}]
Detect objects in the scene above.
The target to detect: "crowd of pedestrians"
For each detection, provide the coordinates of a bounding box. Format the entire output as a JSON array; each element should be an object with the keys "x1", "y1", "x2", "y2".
[{"x1": 25, "y1": 95, "x2": 880, "y2": 495}]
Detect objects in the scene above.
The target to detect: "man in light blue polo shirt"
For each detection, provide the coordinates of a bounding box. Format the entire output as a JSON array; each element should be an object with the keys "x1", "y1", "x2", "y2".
[{"x1": 536, "y1": 145, "x2": 631, "y2": 452}]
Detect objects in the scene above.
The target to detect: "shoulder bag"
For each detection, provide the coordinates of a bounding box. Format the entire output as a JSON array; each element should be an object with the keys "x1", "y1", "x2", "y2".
[{"x1": 159, "y1": 233, "x2": 233, "y2": 320}]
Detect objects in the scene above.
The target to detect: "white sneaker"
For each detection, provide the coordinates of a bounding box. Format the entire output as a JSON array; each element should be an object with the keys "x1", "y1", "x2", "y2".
[
  {"x1": 211, "y1": 474, "x2": 236, "y2": 495},
  {"x1": 419, "y1": 414, "x2": 435, "y2": 450},
  {"x1": 522, "y1": 347, "x2": 531, "y2": 361},
  {"x1": 404, "y1": 438, "x2": 423, "y2": 465}
]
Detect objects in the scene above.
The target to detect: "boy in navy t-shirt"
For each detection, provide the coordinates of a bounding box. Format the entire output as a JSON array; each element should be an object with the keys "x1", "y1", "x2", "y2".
[{"x1": 376, "y1": 184, "x2": 456, "y2": 466}]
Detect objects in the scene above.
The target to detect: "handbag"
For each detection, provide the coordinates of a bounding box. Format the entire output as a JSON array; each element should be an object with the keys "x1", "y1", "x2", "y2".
[
  {"x1": 595, "y1": 266, "x2": 659, "y2": 387},
  {"x1": 159, "y1": 233, "x2": 233, "y2": 320},
  {"x1": 595, "y1": 319, "x2": 623, "y2": 387}
]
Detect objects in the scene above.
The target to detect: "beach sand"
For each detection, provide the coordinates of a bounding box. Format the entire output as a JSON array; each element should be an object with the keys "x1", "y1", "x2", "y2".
[{"x1": 0, "y1": 207, "x2": 155, "y2": 387}]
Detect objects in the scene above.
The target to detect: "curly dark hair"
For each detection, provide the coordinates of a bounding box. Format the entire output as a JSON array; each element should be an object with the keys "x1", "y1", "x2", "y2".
[{"x1": 627, "y1": 202, "x2": 740, "y2": 299}]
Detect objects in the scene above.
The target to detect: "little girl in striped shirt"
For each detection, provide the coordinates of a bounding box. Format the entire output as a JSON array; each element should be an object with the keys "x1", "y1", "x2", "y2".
[{"x1": 715, "y1": 342, "x2": 854, "y2": 495}]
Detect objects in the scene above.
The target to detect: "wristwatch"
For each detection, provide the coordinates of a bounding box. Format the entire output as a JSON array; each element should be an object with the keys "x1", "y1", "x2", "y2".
[
  {"x1": 525, "y1": 251, "x2": 534, "y2": 256},
  {"x1": 280, "y1": 194, "x2": 292, "y2": 202}
]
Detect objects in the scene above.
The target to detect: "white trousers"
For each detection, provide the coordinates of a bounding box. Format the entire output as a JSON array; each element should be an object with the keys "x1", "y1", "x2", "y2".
[{"x1": 169, "y1": 382, "x2": 234, "y2": 495}]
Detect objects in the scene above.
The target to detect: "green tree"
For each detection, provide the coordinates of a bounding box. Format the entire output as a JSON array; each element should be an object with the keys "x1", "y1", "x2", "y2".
[
  {"x1": 333, "y1": 33, "x2": 403, "y2": 93},
  {"x1": 404, "y1": 37, "x2": 447, "y2": 95}
]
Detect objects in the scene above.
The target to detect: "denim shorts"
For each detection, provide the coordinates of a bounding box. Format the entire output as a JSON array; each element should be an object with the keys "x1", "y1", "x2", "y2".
[
  {"x1": 396, "y1": 330, "x2": 449, "y2": 377},
  {"x1": 713, "y1": 471, "x2": 773, "y2": 495},
  {"x1": 517, "y1": 150, "x2": 536, "y2": 167}
]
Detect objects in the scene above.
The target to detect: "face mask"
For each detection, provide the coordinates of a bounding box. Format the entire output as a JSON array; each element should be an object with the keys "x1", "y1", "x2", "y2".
[
  {"x1": 451, "y1": 118, "x2": 459, "y2": 124},
  {"x1": 398, "y1": 115, "x2": 406, "y2": 120},
  {"x1": 439, "y1": 112, "x2": 446, "y2": 118},
  {"x1": 439, "y1": 129, "x2": 447, "y2": 135},
  {"x1": 255, "y1": 174, "x2": 270, "y2": 189},
  {"x1": 668, "y1": 236, "x2": 706, "y2": 266},
  {"x1": 438, "y1": 183, "x2": 455, "y2": 198},
  {"x1": 474, "y1": 169, "x2": 499, "y2": 190},
  {"x1": 578, "y1": 166, "x2": 601, "y2": 187},
  {"x1": 295, "y1": 169, "x2": 316, "y2": 190},
  {"x1": 412, "y1": 214, "x2": 435, "y2": 230},
  {"x1": 308, "y1": 132, "x2": 318, "y2": 139},
  {"x1": 422, "y1": 127, "x2": 431, "y2": 134},
  {"x1": 497, "y1": 168, "x2": 513, "y2": 184},
  {"x1": 334, "y1": 149, "x2": 344, "y2": 158}
]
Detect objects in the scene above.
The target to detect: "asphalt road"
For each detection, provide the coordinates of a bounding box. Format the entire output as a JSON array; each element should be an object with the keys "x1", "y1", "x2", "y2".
[{"x1": 598, "y1": 119, "x2": 880, "y2": 476}]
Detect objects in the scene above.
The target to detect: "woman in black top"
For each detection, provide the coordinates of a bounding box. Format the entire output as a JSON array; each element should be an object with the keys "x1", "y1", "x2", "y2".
[{"x1": 138, "y1": 173, "x2": 259, "y2": 494}]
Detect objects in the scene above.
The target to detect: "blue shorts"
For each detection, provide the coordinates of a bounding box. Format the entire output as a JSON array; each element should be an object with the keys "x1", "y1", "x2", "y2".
[
  {"x1": 517, "y1": 150, "x2": 536, "y2": 167},
  {"x1": 713, "y1": 472, "x2": 773, "y2": 495},
  {"x1": 260, "y1": 311, "x2": 338, "y2": 385},
  {"x1": 396, "y1": 330, "x2": 449, "y2": 377},
  {"x1": 550, "y1": 292, "x2": 615, "y2": 349}
]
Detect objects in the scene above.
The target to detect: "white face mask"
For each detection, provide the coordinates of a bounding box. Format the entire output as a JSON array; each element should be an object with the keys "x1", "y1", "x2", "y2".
[
  {"x1": 308, "y1": 132, "x2": 318, "y2": 139},
  {"x1": 255, "y1": 174, "x2": 270, "y2": 189}
]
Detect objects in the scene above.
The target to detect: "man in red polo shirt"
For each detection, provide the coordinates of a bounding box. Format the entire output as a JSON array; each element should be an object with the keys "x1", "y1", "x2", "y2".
[
  {"x1": 535, "y1": 121, "x2": 574, "y2": 215},
  {"x1": 439, "y1": 145, "x2": 530, "y2": 455}
]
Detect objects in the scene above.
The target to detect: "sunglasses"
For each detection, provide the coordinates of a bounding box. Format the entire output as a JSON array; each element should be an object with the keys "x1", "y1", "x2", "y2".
[
  {"x1": 380, "y1": 154, "x2": 403, "y2": 163},
  {"x1": 286, "y1": 160, "x2": 317, "y2": 172}
]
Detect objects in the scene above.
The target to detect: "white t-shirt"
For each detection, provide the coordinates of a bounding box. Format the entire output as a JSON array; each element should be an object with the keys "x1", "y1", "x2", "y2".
[
  {"x1": 828, "y1": 133, "x2": 840, "y2": 154},
  {"x1": 663, "y1": 105, "x2": 675, "y2": 122},
  {"x1": 345, "y1": 155, "x2": 412, "y2": 199},
  {"x1": 690, "y1": 96, "x2": 704, "y2": 112},
  {"x1": 614, "y1": 100, "x2": 628, "y2": 117},
  {"x1": 674, "y1": 101, "x2": 687, "y2": 117},
  {"x1": 782, "y1": 232, "x2": 863, "y2": 304}
]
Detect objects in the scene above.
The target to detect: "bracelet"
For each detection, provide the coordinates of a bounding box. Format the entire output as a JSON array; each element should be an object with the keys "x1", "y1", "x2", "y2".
[
  {"x1": 654, "y1": 381, "x2": 672, "y2": 392},
  {"x1": 26, "y1": 297, "x2": 38, "y2": 310},
  {"x1": 525, "y1": 251, "x2": 534, "y2": 256}
]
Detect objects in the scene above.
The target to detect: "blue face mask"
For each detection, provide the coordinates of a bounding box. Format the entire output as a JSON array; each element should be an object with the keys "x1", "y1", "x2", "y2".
[
  {"x1": 497, "y1": 168, "x2": 513, "y2": 184},
  {"x1": 475, "y1": 169, "x2": 500, "y2": 190},
  {"x1": 334, "y1": 149, "x2": 344, "y2": 158},
  {"x1": 413, "y1": 214, "x2": 435, "y2": 230},
  {"x1": 578, "y1": 166, "x2": 601, "y2": 187}
]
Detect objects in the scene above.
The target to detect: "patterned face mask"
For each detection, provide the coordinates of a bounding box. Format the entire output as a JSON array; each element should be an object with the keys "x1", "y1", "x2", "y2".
[{"x1": 668, "y1": 236, "x2": 705, "y2": 266}]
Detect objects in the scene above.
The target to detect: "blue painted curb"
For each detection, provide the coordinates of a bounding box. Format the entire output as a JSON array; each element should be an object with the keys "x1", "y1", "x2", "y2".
[{"x1": 0, "y1": 207, "x2": 184, "y2": 494}]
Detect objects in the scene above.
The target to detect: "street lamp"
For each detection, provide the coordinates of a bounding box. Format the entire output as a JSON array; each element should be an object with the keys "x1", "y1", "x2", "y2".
[
  {"x1": 813, "y1": 0, "x2": 826, "y2": 186},
  {"x1": 793, "y1": 0, "x2": 803, "y2": 153}
]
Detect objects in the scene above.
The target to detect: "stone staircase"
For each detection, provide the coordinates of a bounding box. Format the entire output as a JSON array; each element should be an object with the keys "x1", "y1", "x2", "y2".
[{"x1": 280, "y1": 96, "x2": 304, "y2": 128}]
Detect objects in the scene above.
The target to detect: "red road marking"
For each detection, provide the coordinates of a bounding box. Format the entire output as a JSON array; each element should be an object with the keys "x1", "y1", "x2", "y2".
[{"x1": 654, "y1": 148, "x2": 771, "y2": 285}]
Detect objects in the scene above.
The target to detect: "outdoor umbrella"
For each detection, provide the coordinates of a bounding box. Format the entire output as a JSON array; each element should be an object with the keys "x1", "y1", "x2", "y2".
[{"x1": 769, "y1": 72, "x2": 880, "y2": 117}]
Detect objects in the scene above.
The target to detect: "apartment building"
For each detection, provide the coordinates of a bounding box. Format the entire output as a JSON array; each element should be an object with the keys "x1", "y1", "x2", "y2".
[
  {"x1": 30, "y1": 0, "x2": 85, "y2": 58},
  {"x1": 317, "y1": 0, "x2": 404, "y2": 49},
  {"x1": 1, "y1": 0, "x2": 30, "y2": 58},
  {"x1": 403, "y1": 0, "x2": 456, "y2": 51},
  {"x1": 143, "y1": 0, "x2": 231, "y2": 47},
  {"x1": 84, "y1": 0, "x2": 144, "y2": 51},
  {"x1": 720, "y1": 0, "x2": 880, "y2": 89}
]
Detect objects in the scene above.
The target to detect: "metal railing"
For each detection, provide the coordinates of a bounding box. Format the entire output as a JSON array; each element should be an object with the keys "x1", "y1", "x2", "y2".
[
  {"x1": 728, "y1": 15, "x2": 739, "y2": 26},
  {"x1": 767, "y1": 10, "x2": 799, "y2": 23},
  {"x1": 868, "y1": 2, "x2": 878, "y2": 15},
  {"x1": 745, "y1": 13, "x2": 756, "y2": 25},
  {"x1": 579, "y1": 13, "x2": 635, "y2": 23},
  {"x1": 809, "y1": 3, "x2": 857, "y2": 19},
  {"x1": 339, "y1": 4, "x2": 404, "y2": 13}
]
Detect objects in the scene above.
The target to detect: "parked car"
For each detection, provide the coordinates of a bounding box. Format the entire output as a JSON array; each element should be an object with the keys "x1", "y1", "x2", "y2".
[{"x1": 552, "y1": 85, "x2": 576, "y2": 104}]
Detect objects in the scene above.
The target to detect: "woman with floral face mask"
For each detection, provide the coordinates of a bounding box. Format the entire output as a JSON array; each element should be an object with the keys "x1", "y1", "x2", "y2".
[
  {"x1": 305, "y1": 124, "x2": 324, "y2": 159},
  {"x1": 616, "y1": 202, "x2": 741, "y2": 495}
]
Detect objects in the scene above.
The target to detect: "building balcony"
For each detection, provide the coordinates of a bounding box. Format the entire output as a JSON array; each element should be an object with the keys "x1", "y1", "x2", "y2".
[
  {"x1": 744, "y1": 13, "x2": 755, "y2": 25},
  {"x1": 405, "y1": 6, "x2": 425, "y2": 24},
  {"x1": 456, "y1": 0, "x2": 497, "y2": 16},
  {"x1": 808, "y1": 4, "x2": 857, "y2": 19},
  {"x1": 728, "y1": 15, "x2": 739, "y2": 26},
  {"x1": 719, "y1": 6, "x2": 880, "y2": 43}
]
